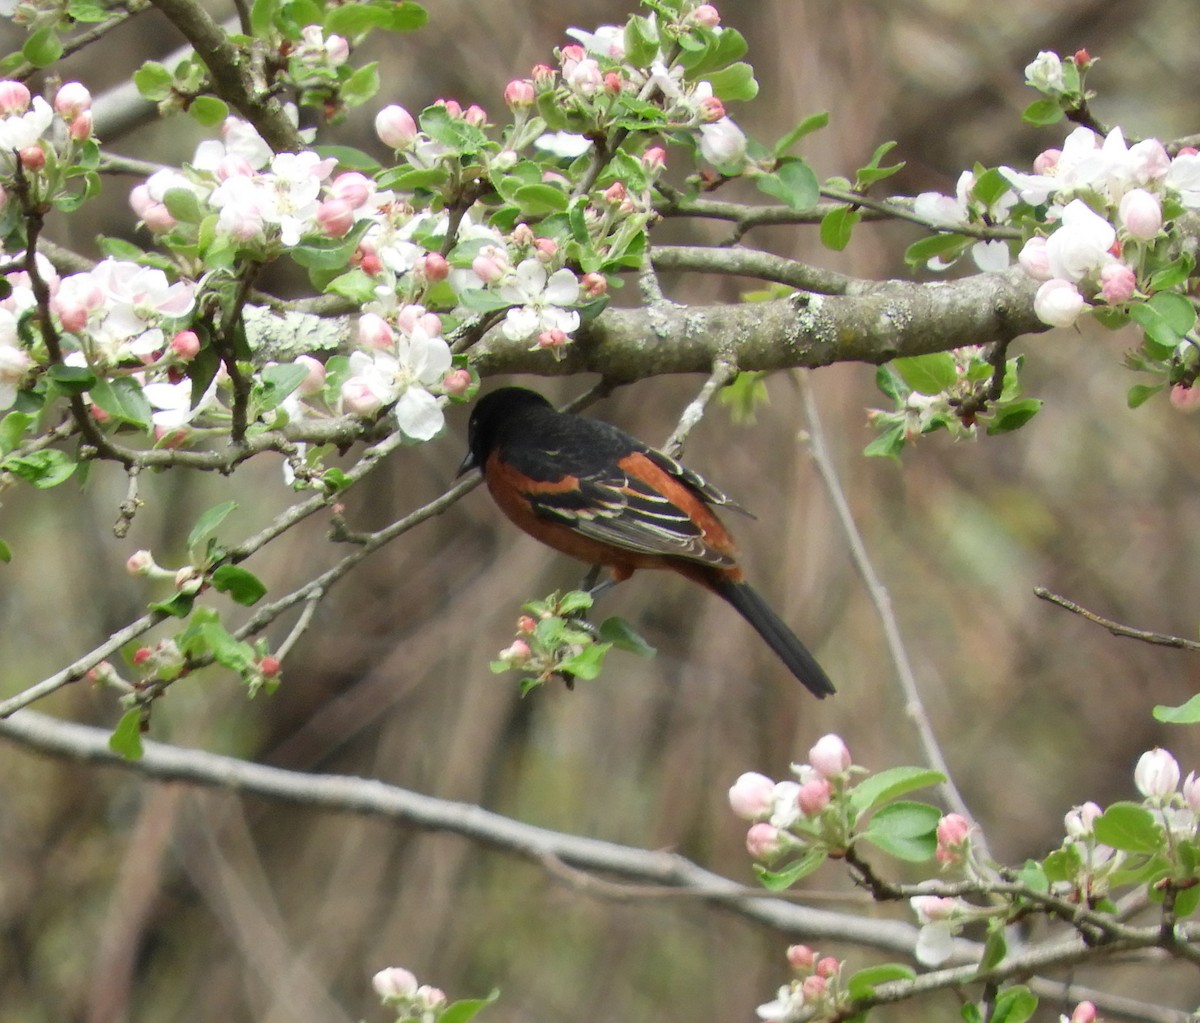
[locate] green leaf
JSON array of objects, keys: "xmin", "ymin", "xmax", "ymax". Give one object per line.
[
  {"xmin": 679, "ymin": 27, "xmax": 747, "ymax": 77},
  {"xmin": 0, "ymin": 410, "xmax": 33, "ymax": 455},
  {"xmin": 420, "ymin": 104, "xmax": 488, "ymax": 153},
  {"xmin": 1022, "ymin": 98, "xmax": 1063, "ymax": 126},
  {"xmin": 756, "ymin": 158, "xmax": 819, "ymax": 211},
  {"xmin": 623, "ymin": 15, "xmax": 659, "ymax": 68},
  {"xmin": 187, "ymin": 500, "xmax": 238, "ymax": 551},
  {"xmin": 845, "ymin": 963, "xmax": 915, "ymax": 1000},
  {"xmin": 1149, "ymin": 254, "xmax": 1195, "ymax": 292},
  {"xmin": 198, "ymin": 621, "xmax": 256, "ymax": 672},
  {"xmin": 258, "ymin": 362, "xmax": 311, "ymax": 408},
  {"xmin": 860, "ymin": 800, "xmax": 940, "ymax": 861},
  {"xmin": 48, "ymin": 363, "xmax": 97, "ymax": 393},
  {"xmin": 1150, "ymin": 291, "xmax": 1197, "ymax": 335},
  {"xmin": 340, "ymin": 62, "xmax": 380, "ymax": 108},
  {"xmin": 1153, "ymin": 693, "xmax": 1200, "ymax": 724},
  {"xmin": 188, "ymin": 95, "xmax": 229, "ymax": 126},
  {"xmin": 970, "ymin": 167, "xmax": 1011, "ymax": 208},
  {"xmin": 819, "ymin": 205, "xmax": 859, "ymax": 251},
  {"xmin": 22, "ymin": 27, "xmax": 63, "ymax": 67},
  {"xmin": 3, "ymin": 450, "xmax": 76, "ymax": 489},
  {"xmin": 108, "ymin": 709, "xmax": 144, "ymax": 760},
  {"xmin": 438, "ymin": 991, "xmax": 500, "ymax": 1023},
  {"xmin": 991, "ymin": 985, "xmax": 1037, "ymax": 1023},
  {"xmin": 324, "ymin": 269, "xmax": 377, "ymax": 304},
  {"xmin": 326, "ymin": 4, "xmax": 395, "ymax": 34},
  {"xmin": 385, "ymin": 2, "xmax": 427, "ymax": 31},
  {"xmin": 1128, "ymin": 301, "xmax": 1184, "ymax": 353},
  {"xmin": 705, "ymin": 61, "xmax": 758, "ymax": 102},
  {"xmin": 89, "ymin": 376, "xmax": 153, "ymax": 428},
  {"xmin": 311, "ymin": 145, "xmax": 381, "ymax": 173},
  {"xmin": 893, "ymin": 353, "xmax": 957, "ymax": 395},
  {"xmin": 558, "ymin": 642, "xmax": 611, "ymax": 680},
  {"xmin": 1041, "ymin": 844, "xmax": 1082, "ymax": 884},
  {"xmin": 598, "ymin": 616, "xmax": 656, "ymax": 656},
  {"xmin": 211, "ymin": 564, "xmax": 267, "ymax": 606},
  {"xmin": 986, "ymin": 398, "xmax": 1042, "ymax": 434},
  {"xmin": 513, "ymin": 183, "xmax": 568, "ymax": 216},
  {"xmin": 847, "ymin": 766, "xmax": 945, "ymax": 816},
  {"xmin": 148, "ymin": 591, "xmax": 195, "ymax": 618},
  {"xmin": 978, "ymin": 922, "xmax": 1007, "ymax": 972},
  {"xmin": 1014, "ymin": 859, "xmax": 1049, "ymax": 893},
  {"xmin": 133, "ymin": 60, "xmax": 174, "ymax": 101},
  {"xmin": 1093, "ymin": 801, "xmax": 1163, "ymax": 854},
  {"xmin": 774, "ymin": 112, "xmax": 829, "ymax": 157},
  {"xmin": 753, "ymin": 847, "xmax": 827, "ymax": 890},
  {"xmin": 1127, "ymin": 383, "xmax": 1165, "ymax": 409},
  {"xmin": 904, "ymin": 232, "xmax": 970, "ymax": 269},
  {"xmin": 863, "ymin": 425, "xmax": 905, "ymax": 459},
  {"xmin": 0, "ymin": 538, "xmax": 11, "ymax": 563},
  {"xmin": 163, "ymin": 186, "xmax": 204, "ymax": 224}
]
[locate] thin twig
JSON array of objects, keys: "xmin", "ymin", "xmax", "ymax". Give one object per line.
[
  {"xmin": 1034, "ymin": 588, "xmax": 1200, "ymax": 652},
  {"xmin": 663, "ymin": 360, "xmax": 737, "ymax": 456},
  {"xmin": 797, "ymin": 372, "xmax": 993, "ymax": 864}
]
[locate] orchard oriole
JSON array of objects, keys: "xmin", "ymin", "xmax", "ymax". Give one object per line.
[{"xmin": 458, "ymin": 387, "xmax": 836, "ymax": 699}]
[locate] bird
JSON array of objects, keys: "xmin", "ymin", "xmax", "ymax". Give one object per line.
[{"xmin": 457, "ymin": 386, "xmax": 836, "ymax": 699}]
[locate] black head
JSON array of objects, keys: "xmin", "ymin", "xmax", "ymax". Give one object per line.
[{"xmin": 457, "ymin": 386, "xmax": 554, "ymax": 476}]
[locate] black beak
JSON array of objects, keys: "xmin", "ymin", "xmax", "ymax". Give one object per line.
[{"xmin": 456, "ymin": 450, "xmax": 479, "ymax": 478}]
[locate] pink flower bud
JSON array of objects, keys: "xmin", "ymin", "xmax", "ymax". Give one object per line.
[
  {"xmin": 935, "ymin": 812, "xmax": 971, "ymax": 864},
  {"xmin": 437, "ymin": 98, "xmax": 463, "ymax": 118},
  {"xmin": 728, "ymin": 771, "xmax": 775, "ymax": 820},
  {"xmin": 294, "ymin": 354, "xmax": 326, "ymax": 396},
  {"xmin": 603, "ymin": 181, "xmax": 628, "ymax": 205},
  {"xmin": 1135, "ymin": 747, "xmax": 1180, "ymax": 800},
  {"xmin": 1071, "ymin": 1001, "xmax": 1097, "ymax": 1023},
  {"xmin": 910, "ymin": 895, "xmax": 959, "ymax": 923},
  {"xmin": 533, "ymin": 236, "xmax": 558, "ymax": 260},
  {"xmin": 500, "ymin": 638, "xmax": 531, "ymax": 662},
  {"xmin": 796, "ymin": 777, "xmax": 832, "ymax": 816},
  {"xmin": 0, "ymin": 80, "xmax": 30, "ymax": 115},
  {"xmin": 1099, "ymin": 262, "xmax": 1136, "ymax": 304},
  {"xmin": 745, "ymin": 822, "xmax": 782, "ymax": 860},
  {"xmin": 316, "ymin": 198, "xmax": 355, "ymax": 238},
  {"xmin": 472, "ymin": 252, "xmax": 507, "ymax": 283},
  {"xmin": 174, "ymin": 565, "xmax": 203, "ymax": 594},
  {"xmin": 132, "ymin": 646, "xmax": 153, "ymax": 666},
  {"xmin": 1072, "ymin": 49, "xmax": 1092, "ymax": 68},
  {"xmin": 330, "ymin": 171, "xmax": 372, "ymax": 208},
  {"xmin": 355, "ymin": 245, "xmax": 383, "ymax": 275},
  {"xmin": 1170, "ymin": 384, "xmax": 1200, "ymax": 413},
  {"xmin": 415, "ymin": 987, "xmax": 446, "ymax": 1012},
  {"xmin": 1118, "ymin": 187, "xmax": 1162, "ymax": 240},
  {"xmin": 808, "ymin": 734, "xmax": 851, "ymax": 778},
  {"xmin": 800, "ymin": 976, "xmax": 827, "ymax": 1000},
  {"xmin": 54, "ymin": 81, "xmax": 92, "ymax": 118},
  {"xmin": 259, "ymin": 655, "xmax": 282, "ymax": 677},
  {"xmin": 692, "ymin": 4, "xmax": 721, "ymax": 27},
  {"xmin": 537, "ymin": 328, "xmax": 568, "ymax": 350},
  {"xmin": 603, "ymin": 71, "xmax": 623, "ymax": 95},
  {"xmin": 1033, "ymin": 278, "xmax": 1085, "ymax": 328},
  {"xmin": 375, "ymin": 104, "xmax": 417, "ymax": 149},
  {"xmin": 464, "ymin": 104, "xmax": 487, "ymax": 127},
  {"xmin": 559, "ymin": 44, "xmax": 585, "ymax": 64},
  {"xmin": 1032, "ymin": 148, "xmax": 1061, "ymax": 175},
  {"xmin": 418, "ymin": 252, "xmax": 449, "ymax": 282},
  {"xmin": 68, "ymin": 111, "xmax": 93, "ymax": 141},
  {"xmin": 532, "ymin": 63, "xmax": 555, "ymax": 84},
  {"xmin": 372, "ymin": 967, "xmax": 418, "ymax": 1002},
  {"xmin": 170, "ymin": 329, "xmax": 201, "ymax": 360},
  {"xmin": 642, "ymin": 146, "xmax": 666, "ymax": 172},
  {"xmin": 442, "ymin": 368, "xmax": 472, "ymax": 397},
  {"xmin": 1017, "ymin": 235, "xmax": 1052, "ymax": 281},
  {"xmin": 511, "ymin": 223, "xmax": 535, "ymax": 247},
  {"xmin": 581, "ymin": 272, "xmax": 608, "ymax": 298},
  {"xmin": 357, "ymin": 312, "xmax": 395, "ymax": 350},
  {"xmin": 143, "ymin": 203, "xmax": 176, "ymax": 233},
  {"xmin": 341, "ymin": 378, "xmax": 384, "ymax": 415},
  {"xmin": 126, "ymin": 550, "xmax": 156, "ymax": 576},
  {"xmin": 504, "ymin": 79, "xmax": 535, "ymax": 109},
  {"xmin": 19, "ymin": 146, "xmax": 45, "ymax": 171},
  {"xmin": 517, "ymin": 615, "xmax": 536, "ymax": 634},
  {"xmin": 815, "ymin": 957, "xmax": 840, "ymax": 979},
  {"xmin": 698, "ymin": 95, "xmax": 726, "ymax": 122},
  {"xmin": 324, "ymin": 34, "xmax": 350, "ymax": 64},
  {"xmin": 785, "ymin": 945, "xmax": 815, "ymax": 970},
  {"xmin": 1064, "ymin": 801, "xmax": 1103, "ymax": 838}
]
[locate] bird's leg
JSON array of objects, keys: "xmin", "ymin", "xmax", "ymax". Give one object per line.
[{"xmin": 579, "ymin": 563, "xmax": 604, "ymax": 593}]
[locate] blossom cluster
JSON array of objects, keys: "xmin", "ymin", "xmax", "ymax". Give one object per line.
[
  {"xmin": 755, "ymin": 945, "xmax": 844, "ymax": 1023},
  {"xmin": 372, "ymin": 967, "xmax": 449, "ymax": 1023}
]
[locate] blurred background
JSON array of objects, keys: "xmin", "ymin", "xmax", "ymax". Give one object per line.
[{"xmin": 2, "ymin": 0, "xmax": 1199, "ymax": 1020}]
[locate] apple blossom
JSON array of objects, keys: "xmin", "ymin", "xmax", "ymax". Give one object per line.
[
  {"xmin": 815, "ymin": 957, "xmax": 840, "ymax": 979},
  {"xmin": 329, "ymin": 171, "xmax": 373, "ymax": 208},
  {"xmin": 0, "ymin": 342, "xmax": 32, "ymax": 409},
  {"xmin": 1017, "ymin": 236, "xmax": 1053, "ymax": 280},
  {"xmin": 1099, "ymin": 262, "xmax": 1136, "ymax": 304},
  {"xmin": 0, "ymin": 80, "xmax": 30, "ymax": 115},
  {"xmin": 692, "ymin": 4, "xmax": 721, "ymax": 27},
  {"xmin": 1183, "ymin": 772, "xmax": 1200, "ymax": 813},
  {"xmin": 910, "ymin": 895, "xmax": 964, "ymax": 966},
  {"xmin": 796, "ymin": 777, "xmax": 832, "ymax": 816},
  {"xmin": 565, "ymin": 25, "xmax": 626, "ymax": 60},
  {"xmin": 54, "ymin": 81, "xmax": 91, "ymax": 118},
  {"xmin": 642, "ymin": 146, "xmax": 666, "ymax": 172},
  {"xmin": 499, "ymin": 259, "xmax": 581, "ymax": 343},
  {"xmin": 1117, "ymin": 187, "xmax": 1162, "ymax": 239},
  {"xmin": 504, "ymin": 79, "xmax": 535, "ymax": 109},
  {"xmin": 19, "ymin": 146, "xmax": 45, "ymax": 171},
  {"xmin": 418, "ymin": 252, "xmax": 450, "ymax": 282},
  {"xmin": 170, "ymin": 329, "xmax": 201, "ymax": 361},
  {"xmin": 1134, "ymin": 747, "xmax": 1180, "ymax": 800},
  {"xmin": 1034, "ymin": 278, "xmax": 1086, "ymax": 327},
  {"xmin": 756, "ymin": 983, "xmax": 804, "ymax": 1023},
  {"xmin": 1044, "ymin": 199, "xmax": 1116, "ymax": 281},
  {"xmin": 442, "ymin": 368, "xmax": 472, "ymax": 397},
  {"xmin": 807, "ymin": 734, "xmax": 851, "ymax": 778},
  {"xmin": 729, "ymin": 771, "xmax": 775, "ymax": 820},
  {"xmin": 745, "ymin": 822, "xmax": 783, "ymax": 860},
  {"xmin": 375, "ymin": 104, "xmax": 418, "ymax": 149},
  {"xmin": 1064, "ymin": 801, "xmax": 1103, "ymax": 839},
  {"xmin": 464, "ymin": 104, "xmax": 487, "ymax": 127},
  {"xmin": 0, "ymin": 95, "xmax": 53, "ymax": 158},
  {"xmin": 1024, "ymin": 50, "xmax": 1065, "ymax": 93},
  {"xmin": 534, "ymin": 130, "xmax": 594, "ymax": 159},
  {"xmin": 1069, "ymin": 1001, "xmax": 1097, "ymax": 1023},
  {"xmin": 785, "ymin": 945, "xmax": 814, "ymax": 970},
  {"xmin": 698, "ymin": 117, "xmax": 747, "ymax": 166},
  {"xmin": 372, "ymin": 967, "xmax": 419, "ymax": 1002}
]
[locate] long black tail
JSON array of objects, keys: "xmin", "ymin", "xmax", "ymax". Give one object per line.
[{"xmin": 713, "ymin": 579, "xmax": 836, "ymax": 699}]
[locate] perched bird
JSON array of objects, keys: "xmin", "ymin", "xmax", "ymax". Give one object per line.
[{"xmin": 458, "ymin": 387, "xmax": 835, "ymax": 699}]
